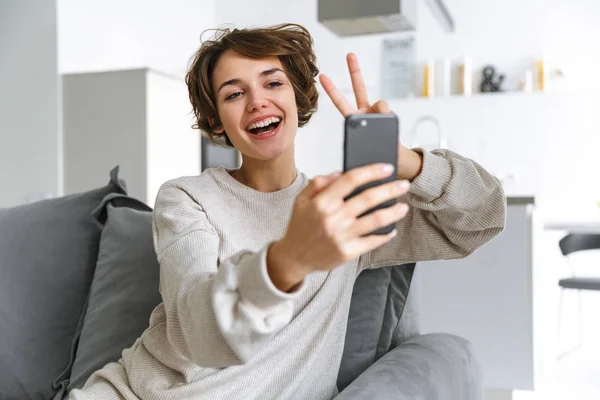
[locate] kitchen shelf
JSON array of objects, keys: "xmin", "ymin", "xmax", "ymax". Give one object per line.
[{"xmin": 388, "ymin": 90, "xmax": 546, "ymax": 104}]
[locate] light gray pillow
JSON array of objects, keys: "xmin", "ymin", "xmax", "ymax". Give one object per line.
[
  {"xmin": 0, "ymin": 167, "xmax": 126, "ymax": 400},
  {"xmin": 66, "ymin": 193, "xmax": 162, "ymax": 393},
  {"xmin": 335, "ymin": 333, "xmax": 483, "ymax": 400}
]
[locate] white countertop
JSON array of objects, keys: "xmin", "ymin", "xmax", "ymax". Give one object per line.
[{"xmin": 543, "ymin": 206, "xmax": 600, "ymax": 232}]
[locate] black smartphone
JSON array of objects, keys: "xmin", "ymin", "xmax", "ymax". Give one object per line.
[{"xmin": 343, "ymin": 113, "xmax": 399, "ymax": 235}]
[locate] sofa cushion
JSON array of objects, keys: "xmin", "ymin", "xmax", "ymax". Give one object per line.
[
  {"xmin": 337, "ymin": 263, "xmax": 416, "ymax": 392},
  {"xmin": 0, "ymin": 167, "xmax": 126, "ymax": 400},
  {"xmin": 335, "ymin": 333, "xmax": 483, "ymax": 400},
  {"xmin": 66, "ymin": 193, "xmax": 162, "ymax": 393}
]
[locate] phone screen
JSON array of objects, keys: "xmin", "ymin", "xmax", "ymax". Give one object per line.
[{"xmin": 343, "ymin": 113, "xmax": 399, "ymax": 235}]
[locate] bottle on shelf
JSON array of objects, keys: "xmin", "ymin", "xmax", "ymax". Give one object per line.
[
  {"xmin": 458, "ymin": 56, "xmax": 472, "ymax": 96},
  {"xmin": 437, "ymin": 57, "xmax": 452, "ymax": 97},
  {"xmin": 422, "ymin": 59, "xmax": 435, "ymax": 98},
  {"xmin": 536, "ymin": 56, "xmax": 547, "ymax": 91}
]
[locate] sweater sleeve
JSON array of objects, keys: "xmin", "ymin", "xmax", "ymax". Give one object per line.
[
  {"xmin": 359, "ymin": 149, "xmax": 507, "ymax": 271},
  {"xmin": 152, "ymin": 181, "xmax": 304, "ymax": 368}
]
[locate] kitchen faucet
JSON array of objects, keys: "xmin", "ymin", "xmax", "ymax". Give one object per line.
[{"xmin": 406, "ymin": 116, "xmax": 448, "ymax": 150}]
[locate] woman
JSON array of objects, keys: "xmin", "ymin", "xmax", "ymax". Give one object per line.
[{"xmin": 70, "ymin": 23, "xmax": 506, "ymax": 400}]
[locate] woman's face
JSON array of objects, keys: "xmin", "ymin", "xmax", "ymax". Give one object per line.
[{"xmin": 211, "ymin": 50, "xmax": 299, "ymax": 161}]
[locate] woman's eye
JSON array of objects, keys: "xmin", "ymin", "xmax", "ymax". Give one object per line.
[
  {"xmin": 268, "ymin": 81, "xmax": 282, "ymax": 88},
  {"xmin": 225, "ymin": 92, "xmax": 242, "ymax": 101}
]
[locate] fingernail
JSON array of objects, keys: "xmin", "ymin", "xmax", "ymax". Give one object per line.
[
  {"xmin": 381, "ymin": 164, "xmax": 394, "ymax": 173},
  {"xmin": 396, "ymin": 180, "xmax": 410, "ymax": 189},
  {"xmin": 329, "ymin": 171, "xmax": 341, "ymax": 178},
  {"xmin": 388, "ymin": 229, "xmax": 398, "ymax": 238}
]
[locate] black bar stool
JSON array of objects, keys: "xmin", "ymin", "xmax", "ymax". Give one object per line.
[{"xmin": 557, "ymin": 233, "xmax": 600, "ymax": 359}]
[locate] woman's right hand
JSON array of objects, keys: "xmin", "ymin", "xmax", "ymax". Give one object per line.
[{"xmin": 267, "ymin": 163, "xmax": 410, "ymax": 292}]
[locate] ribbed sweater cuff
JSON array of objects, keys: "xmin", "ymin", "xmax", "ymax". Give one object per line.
[
  {"xmin": 236, "ymin": 245, "xmax": 305, "ymax": 310},
  {"xmin": 409, "ymin": 149, "xmax": 452, "ymax": 202}
]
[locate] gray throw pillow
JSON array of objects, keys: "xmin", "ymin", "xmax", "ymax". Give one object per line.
[
  {"xmin": 66, "ymin": 193, "xmax": 162, "ymax": 393},
  {"xmin": 0, "ymin": 167, "xmax": 126, "ymax": 400},
  {"xmin": 337, "ymin": 263, "xmax": 416, "ymax": 392}
]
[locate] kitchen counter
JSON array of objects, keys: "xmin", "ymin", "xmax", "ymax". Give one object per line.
[
  {"xmin": 544, "ymin": 207, "xmax": 600, "ymax": 233},
  {"xmin": 507, "ymin": 196, "xmax": 535, "ymax": 205}
]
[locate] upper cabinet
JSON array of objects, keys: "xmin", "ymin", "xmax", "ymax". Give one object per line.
[{"xmin": 62, "ymin": 69, "xmax": 200, "ymax": 206}]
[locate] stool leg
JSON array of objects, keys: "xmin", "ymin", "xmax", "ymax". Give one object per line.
[
  {"xmin": 557, "ymin": 288, "xmax": 564, "ymax": 359},
  {"xmin": 557, "ymin": 289, "xmax": 584, "ymax": 360},
  {"xmin": 577, "ymin": 289, "xmax": 583, "ymax": 345}
]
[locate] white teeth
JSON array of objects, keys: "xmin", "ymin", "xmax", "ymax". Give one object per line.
[{"xmin": 247, "ymin": 117, "xmax": 281, "ymax": 131}]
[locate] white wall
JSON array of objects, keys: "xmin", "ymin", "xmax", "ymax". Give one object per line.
[
  {"xmin": 389, "ymin": 91, "xmax": 600, "ymax": 205},
  {"xmin": 146, "ymin": 70, "xmax": 200, "ymax": 206},
  {"xmin": 57, "ymin": 0, "xmax": 216, "ymax": 76},
  {"xmin": 0, "ymin": 0, "xmax": 60, "ymax": 207}
]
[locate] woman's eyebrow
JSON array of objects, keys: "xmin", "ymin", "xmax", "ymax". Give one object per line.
[
  {"xmin": 261, "ymin": 68, "xmax": 284, "ymax": 77},
  {"xmin": 217, "ymin": 68, "xmax": 285, "ymax": 94},
  {"xmin": 217, "ymin": 79, "xmax": 241, "ymax": 94}
]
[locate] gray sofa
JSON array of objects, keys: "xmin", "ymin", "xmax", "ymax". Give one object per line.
[{"xmin": 0, "ymin": 167, "xmax": 483, "ymax": 400}]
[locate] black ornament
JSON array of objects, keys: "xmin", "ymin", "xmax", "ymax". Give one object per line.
[{"xmin": 480, "ymin": 66, "xmax": 505, "ymax": 93}]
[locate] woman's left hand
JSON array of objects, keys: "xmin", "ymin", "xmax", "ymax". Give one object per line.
[{"xmin": 320, "ymin": 53, "xmax": 424, "ymax": 181}]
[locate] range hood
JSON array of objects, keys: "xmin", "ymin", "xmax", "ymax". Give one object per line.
[{"xmin": 318, "ymin": 0, "xmax": 455, "ymax": 36}]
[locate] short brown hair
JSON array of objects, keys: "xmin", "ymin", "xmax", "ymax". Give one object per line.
[{"xmin": 185, "ymin": 23, "xmax": 319, "ymax": 147}]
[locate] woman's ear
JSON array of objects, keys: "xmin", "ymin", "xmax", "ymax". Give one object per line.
[{"xmin": 208, "ymin": 117, "xmax": 224, "ymax": 134}]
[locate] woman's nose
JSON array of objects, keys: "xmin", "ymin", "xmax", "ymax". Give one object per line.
[{"xmin": 246, "ymin": 90, "xmax": 269, "ymax": 112}]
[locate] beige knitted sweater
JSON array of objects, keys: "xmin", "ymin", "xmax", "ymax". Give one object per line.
[{"xmin": 69, "ymin": 149, "xmax": 506, "ymax": 400}]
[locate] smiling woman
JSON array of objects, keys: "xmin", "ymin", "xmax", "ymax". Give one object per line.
[{"xmin": 68, "ymin": 23, "xmax": 506, "ymax": 400}]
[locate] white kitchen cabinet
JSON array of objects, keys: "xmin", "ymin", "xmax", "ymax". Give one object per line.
[
  {"xmin": 62, "ymin": 68, "xmax": 200, "ymax": 206},
  {"xmin": 416, "ymin": 198, "xmax": 537, "ymax": 391}
]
